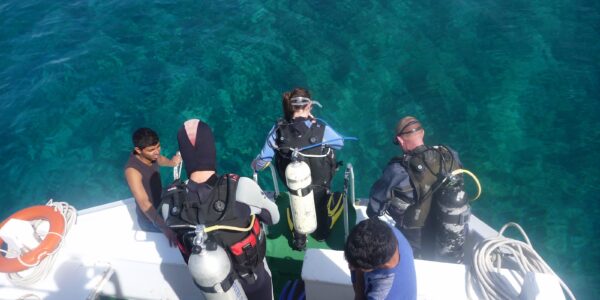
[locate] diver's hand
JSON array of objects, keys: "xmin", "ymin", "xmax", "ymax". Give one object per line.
[
  {"xmin": 251, "ymin": 159, "xmax": 270, "ymax": 172},
  {"xmin": 160, "ymin": 226, "xmax": 179, "ymax": 248},
  {"xmin": 170, "ymin": 152, "xmax": 182, "ymax": 166}
]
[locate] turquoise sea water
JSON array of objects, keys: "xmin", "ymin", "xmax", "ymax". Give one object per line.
[{"xmin": 1, "ymin": 0, "xmax": 598, "ymax": 297}]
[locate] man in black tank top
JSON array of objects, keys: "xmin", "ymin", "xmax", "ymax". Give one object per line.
[{"xmin": 124, "ymin": 127, "xmax": 181, "ymax": 247}]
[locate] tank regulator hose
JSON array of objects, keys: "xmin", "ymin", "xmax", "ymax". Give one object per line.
[
  {"xmin": 297, "ymin": 136, "xmax": 358, "ymax": 152},
  {"xmin": 204, "ymin": 215, "xmax": 256, "ymax": 233},
  {"xmin": 451, "ymin": 168, "xmax": 482, "ymax": 201}
]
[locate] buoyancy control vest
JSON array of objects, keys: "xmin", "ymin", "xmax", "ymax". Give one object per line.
[
  {"xmin": 274, "ymin": 118, "xmax": 337, "ymax": 192},
  {"xmin": 160, "ymin": 174, "xmax": 266, "ymax": 273},
  {"xmin": 390, "ymin": 145, "xmax": 470, "ymax": 262},
  {"xmin": 394, "ymin": 145, "xmax": 460, "ymax": 228}
]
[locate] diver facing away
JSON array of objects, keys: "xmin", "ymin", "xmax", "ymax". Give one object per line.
[
  {"xmin": 252, "ymin": 87, "xmax": 345, "ymax": 251},
  {"xmin": 367, "ymin": 116, "xmax": 470, "ymax": 263},
  {"xmin": 161, "ymin": 119, "xmax": 279, "ymax": 300}
]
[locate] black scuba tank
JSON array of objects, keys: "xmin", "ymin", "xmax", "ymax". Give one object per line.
[{"xmin": 433, "ymin": 174, "xmax": 470, "ymax": 264}]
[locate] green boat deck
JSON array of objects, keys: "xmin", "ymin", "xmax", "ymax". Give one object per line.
[{"xmin": 265, "ymin": 193, "xmax": 357, "ymax": 298}]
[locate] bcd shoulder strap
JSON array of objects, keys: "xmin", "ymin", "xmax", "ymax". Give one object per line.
[{"xmin": 159, "ymin": 179, "xmax": 188, "ymax": 225}]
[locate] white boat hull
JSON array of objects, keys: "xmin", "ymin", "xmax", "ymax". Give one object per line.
[
  {"xmin": 0, "ymin": 198, "xmax": 199, "ymax": 300},
  {"xmin": 1, "ymin": 198, "xmax": 566, "ymax": 300}
]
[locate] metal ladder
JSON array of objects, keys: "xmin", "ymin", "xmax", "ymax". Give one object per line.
[{"xmin": 253, "ymin": 163, "xmax": 356, "ymax": 239}]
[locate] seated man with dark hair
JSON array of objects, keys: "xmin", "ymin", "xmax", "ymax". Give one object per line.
[
  {"xmin": 344, "ymin": 218, "xmax": 417, "ymax": 300},
  {"xmin": 124, "ymin": 127, "xmax": 180, "ymax": 246}
]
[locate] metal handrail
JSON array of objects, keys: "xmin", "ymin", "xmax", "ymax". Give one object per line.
[
  {"xmin": 173, "ymin": 151, "xmax": 182, "ymax": 181},
  {"xmin": 87, "ymin": 262, "xmax": 115, "ymax": 300},
  {"xmin": 252, "ymin": 164, "xmax": 280, "ymax": 198},
  {"xmin": 269, "ymin": 164, "xmax": 280, "ymax": 197},
  {"xmin": 255, "ymin": 162, "xmax": 354, "ymax": 240},
  {"xmin": 343, "ymin": 163, "xmax": 355, "ymax": 240},
  {"xmin": 348, "ymin": 164, "xmax": 355, "ymax": 204}
]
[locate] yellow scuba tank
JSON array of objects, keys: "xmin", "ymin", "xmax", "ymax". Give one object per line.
[{"xmin": 285, "ymin": 160, "xmax": 317, "ymax": 235}]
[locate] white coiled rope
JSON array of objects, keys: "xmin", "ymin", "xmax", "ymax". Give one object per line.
[
  {"xmin": 2, "ymin": 199, "xmax": 77, "ymax": 286},
  {"xmin": 467, "ymin": 222, "xmax": 575, "ymax": 300}
]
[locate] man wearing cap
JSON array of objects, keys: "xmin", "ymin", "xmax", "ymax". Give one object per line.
[
  {"xmin": 173, "ymin": 119, "xmax": 280, "ymax": 300},
  {"xmin": 367, "ymin": 116, "xmax": 468, "ymax": 262}
]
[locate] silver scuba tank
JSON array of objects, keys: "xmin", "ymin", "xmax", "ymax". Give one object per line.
[
  {"xmin": 285, "ymin": 160, "xmax": 317, "ymax": 235},
  {"xmin": 434, "ymin": 175, "xmax": 470, "ymax": 264},
  {"xmin": 187, "ymin": 225, "xmax": 247, "ymax": 300}
]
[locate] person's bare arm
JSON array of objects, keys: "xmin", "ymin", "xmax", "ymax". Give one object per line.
[
  {"xmin": 157, "ymin": 152, "xmax": 181, "ymax": 167},
  {"xmin": 125, "ymin": 167, "xmax": 178, "ymax": 247}
]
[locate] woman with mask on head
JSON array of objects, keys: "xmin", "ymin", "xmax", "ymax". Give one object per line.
[{"xmin": 252, "ymin": 87, "xmax": 346, "ymax": 251}]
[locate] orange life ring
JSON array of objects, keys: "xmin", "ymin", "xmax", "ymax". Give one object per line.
[{"xmin": 0, "ymin": 205, "xmax": 65, "ymax": 273}]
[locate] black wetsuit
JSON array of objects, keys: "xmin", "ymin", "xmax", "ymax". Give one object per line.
[
  {"xmin": 183, "ymin": 174, "xmax": 273, "ymax": 300},
  {"xmin": 367, "ymin": 145, "xmax": 464, "ymax": 260}
]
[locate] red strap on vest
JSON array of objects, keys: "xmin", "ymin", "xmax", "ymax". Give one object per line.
[{"xmin": 230, "ymin": 217, "xmax": 261, "ymax": 256}]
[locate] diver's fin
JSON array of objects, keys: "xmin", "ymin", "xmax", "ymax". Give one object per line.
[
  {"xmin": 327, "ymin": 192, "xmax": 344, "ymax": 229},
  {"xmin": 279, "ymin": 279, "xmax": 306, "ymax": 300},
  {"xmin": 287, "ymin": 207, "xmax": 294, "ymax": 233}
]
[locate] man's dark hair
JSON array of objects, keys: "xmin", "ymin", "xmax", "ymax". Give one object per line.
[
  {"xmin": 132, "ymin": 127, "xmax": 159, "ymax": 150},
  {"xmin": 345, "ymin": 218, "xmax": 398, "ymax": 270}
]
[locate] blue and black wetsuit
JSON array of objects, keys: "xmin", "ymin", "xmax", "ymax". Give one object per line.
[{"xmin": 252, "ymin": 117, "xmax": 344, "ymax": 241}]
